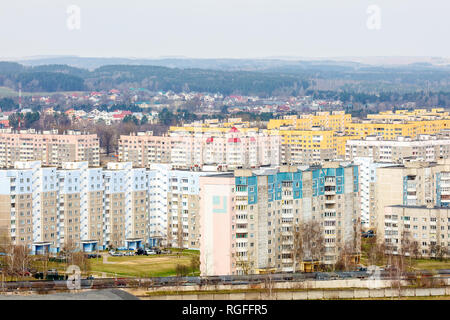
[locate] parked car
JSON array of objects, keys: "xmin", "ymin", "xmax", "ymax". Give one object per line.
[
  {"xmin": 356, "ymin": 266, "xmax": 368, "ymax": 272},
  {"xmin": 146, "ymin": 249, "xmax": 156, "ymax": 255},
  {"xmin": 135, "ymin": 248, "xmax": 147, "ymax": 255},
  {"xmin": 149, "ymin": 247, "xmax": 162, "ymax": 254}
]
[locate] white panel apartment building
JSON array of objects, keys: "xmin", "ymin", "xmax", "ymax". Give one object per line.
[
  {"xmin": 147, "ymin": 163, "xmax": 226, "ymax": 249},
  {"xmin": 0, "ymin": 161, "xmax": 151, "ymax": 253},
  {"xmin": 119, "ymin": 128, "xmax": 281, "ymax": 170},
  {"xmin": 352, "ymin": 157, "xmax": 396, "ymax": 230},
  {"xmin": 346, "ymin": 135, "xmax": 450, "ymax": 163},
  {"xmin": 0, "ymin": 160, "xmax": 227, "ymax": 254},
  {"xmin": 104, "ymin": 162, "xmax": 149, "ymax": 250}
]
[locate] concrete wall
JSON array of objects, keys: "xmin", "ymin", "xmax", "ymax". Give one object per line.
[
  {"xmin": 142, "ymin": 286, "xmax": 450, "ymax": 300},
  {"xmin": 145, "ymin": 278, "xmax": 428, "ymax": 293}
]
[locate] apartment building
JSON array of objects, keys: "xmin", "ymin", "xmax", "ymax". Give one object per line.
[
  {"xmin": 367, "ymin": 108, "xmax": 449, "ymax": 122},
  {"xmin": 346, "ymin": 135, "xmax": 450, "ymax": 163},
  {"xmin": 0, "ymin": 161, "xmax": 106, "ymax": 254},
  {"xmin": 345, "ymin": 119, "xmax": 450, "ymax": 140},
  {"xmin": 119, "ymin": 126, "xmax": 280, "ymax": 170},
  {"xmin": 0, "ymin": 129, "xmax": 99, "ymax": 168},
  {"xmin": 277, "ymin": 127, "xmax": 354, "ymax": 165},
  {"xmin": 353, "ymin": 157, "xmax": 395, "ymax": 230},
  {"xmin": 147, "ymin": 163, "xmax": 225, "ymax": 249},
  {"xmin": 374, "ymin": 159, "xmax": 450, "ymax": 241},
  {"xmin": 103, "ymin": 162, "xmax": 149, "ymax": 250},
  {"xmin": 0, "ymin": 161, "xmax": 150, "ymax": 254},
  {"xmin": 199, "ymin": 163, "xmax": 361, "ymax": 276},
  {"xmin": 383, "ymin": 205, "xmax": 450, "ymax": 258},
  {"xmin": 118, "ymin": 131, "xmax": 172, "ymax": 167},
  {"xmin": 267, "ymin": 111, "xmax": 351, "ymax": 131},
  {"xmin": 167, "ymin": 125, "xmax": 281, "ymax": 170}
]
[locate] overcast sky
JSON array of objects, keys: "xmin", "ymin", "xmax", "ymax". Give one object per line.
[{"xmin": 0, "ymin": 0, "xmax": 449, "ymax": 59}]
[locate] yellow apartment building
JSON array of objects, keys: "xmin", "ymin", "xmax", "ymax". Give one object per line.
[{"xmin": 268, "ymin": 111, "xmax": 351, "ymax": 131}]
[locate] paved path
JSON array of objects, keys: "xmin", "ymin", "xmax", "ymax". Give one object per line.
[{"xmin": 0, "ymin": 289, "xmax": 140, "ymax": 300}]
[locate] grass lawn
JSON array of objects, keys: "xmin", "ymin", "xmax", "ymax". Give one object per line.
[
  {"xmin": 90, "ymin": 254, "xmax": 198, "ymax": 278},
  {"xmin": 3, "ymin": 250, "xmax": 200, "ymax": 279},
  {"xmin": 412, "ymin": 259, "xmax": 450, "ymax": 270}
]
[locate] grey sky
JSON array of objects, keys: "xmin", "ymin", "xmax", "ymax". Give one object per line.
[{"xmin": 0, "ymin": 0, "xmax": 449, "ymax": 59}]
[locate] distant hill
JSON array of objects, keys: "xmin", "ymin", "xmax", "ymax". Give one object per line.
[
  {"xmin": 0, "ymin": 59, "xmax": 448, "ymax": 95},
  {"xmin": 18, "ymin": 56, "xmax": 368, "ymax": 71}
]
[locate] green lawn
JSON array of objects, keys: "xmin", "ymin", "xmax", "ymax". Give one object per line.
[
  {"xmin": 412, "ymin": 259, "xmax": 450, "ymax": 270},
  {"xmin": 90, "ymin": 253, "xmax": 199, "ymax": 278},
  {"xmin": 4, "ymin": 250, "xmax": 200, "ymax": 279},
  {"xmin": 360, "ymin": 238, "xmax": 450, "ymax": 271}
]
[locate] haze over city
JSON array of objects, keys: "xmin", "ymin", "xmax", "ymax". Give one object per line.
[{"xmin": 0, "ymin": 0, "xmax": 449, "ymax": 59}]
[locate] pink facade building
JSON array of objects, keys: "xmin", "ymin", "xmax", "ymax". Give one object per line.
[
  {"xmin": 199, "ymin": 175, "xmax": 235, "ymax": 276},
  {"xmin": 0, "ymin": 129, "xmax": 99, "ymax": 168}
]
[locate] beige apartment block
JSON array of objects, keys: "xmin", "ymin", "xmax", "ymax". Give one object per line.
[
  {"xmin": 384, "ymin": 205, "xmax": 450, "ymax": 258},
  {"xmin": 118, "ymin": 132, "xmax": 172, "ymax": 167},
  {"xmin": 0, "ymin": 129, "xmax": 99, "ymax": 168},
  {"xmin": 375, "ymin": 159, "xmax": 450, "ymax": 241}
]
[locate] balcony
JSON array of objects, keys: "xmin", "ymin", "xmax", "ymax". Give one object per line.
[{"xmin": 324, "ymin": 178, "xmax": 335, "ymax": 186}]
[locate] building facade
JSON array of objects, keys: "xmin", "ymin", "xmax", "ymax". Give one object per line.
[
  {"xmin": 119, "ymin": 127, "xmax": 280, "ymax": 170},
  {"xmin": 0, "ymin": 129, "xmax": 99, "ymax": 168},
  {"xmin": 374, "ymin": 159, "xmax": 450, "ymax": 241},
  {"xmin": 0, "ymin": 161, "xmax": 222, "ymax": 254},
  {"xmin": 383, "ymin": 205, "xmax": 450, "ymax": 259},
  {"xmin": 346, "ymin": 135, "xmax": 450, "ymax": 163},
  {"xmin": 199, "ymin": 163, "xmax": 361, "ymax": 276}
]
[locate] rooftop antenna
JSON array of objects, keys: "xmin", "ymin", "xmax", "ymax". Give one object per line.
[{"xmin": 18, "ymin": 82, "xmax": 22, "ymax": 110}]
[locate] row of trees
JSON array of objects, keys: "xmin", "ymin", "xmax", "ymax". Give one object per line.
[
  {"xmin": 0, "ymin": 235, "xmax": 91, "ymax": 281},
  {"xmin": 234, "ymin": 221, "xmax": 449, "ymax": 276},
  {"xmin": 233, "ymin": 220, "xmax": 360, "ymax": 275}
]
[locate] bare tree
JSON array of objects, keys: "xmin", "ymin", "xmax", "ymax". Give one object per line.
[
  {"xmin": 430, "ymin": 243, "xmax": 447, "ymax": 261},
  {"xmin": 292, "ymin": 220, "xmax": 325, "ymax": 272},
  {"xmin": 411, "ymin": 240, "xmax": 421, "ymax": 260},
  {"xmin": 399, "ymin": 230, "xmax": 417, "ymax": 271},
  {"xmin": 366, "ymin": 236, "xmax": 386, "ymax": 266},
  {"xmin": 234, "ymin": 251, "xmax": 252, "ymax": 275},
  {"xmin": 61, "ymin": 239, "xmax": 78, "ymax": 267},
  {"xmin": 95, "ymin": 124, "xmax": 116, "ymax": 156},
  {"xmin": 190, "ymin": 255, "xmax": 200, "ymax": 276},
  {"xmin": 335, "ymin": 241, "xmax": 358, "ymax": 271},
  {"xmin": 1, "ymin": 242, "xmax": 32, "ymax": 279},
  {"xmin": 72, "ymin": 252, "xmax": 91, "ymax": 274},
  {"xmin": 384, "ymin": 237, "xmax": 407, "ymax": 299}
]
